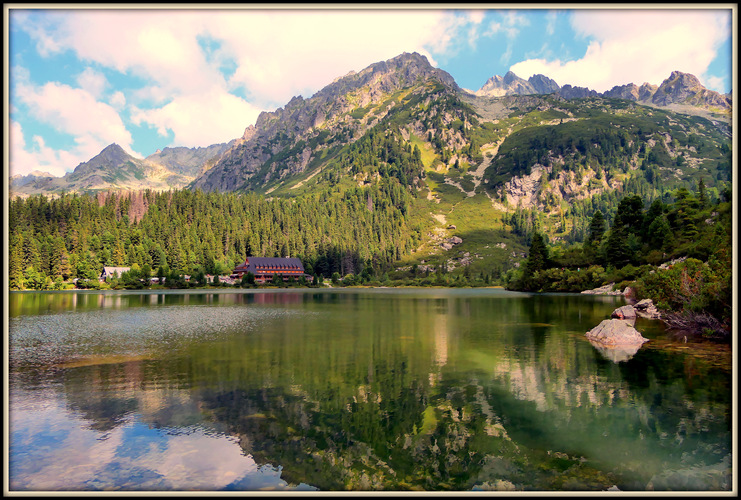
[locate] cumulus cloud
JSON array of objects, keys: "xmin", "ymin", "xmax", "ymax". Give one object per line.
[
  {"xmin": 209, "ymin": 10, "xmax": 450, "ymax": 108},
  {"xmin": 109, "ymin": 90, "xmax": 126, "ymax": 110},
  {"xmin": 12, "ymin": 81, "xmax": 140, "ymax": 176},
  {"xmin": 510, "ymin": 9, "xmax": 732, "ymax": 92},
  {"xmin": 76, "ymin": 68, "xmax": 108, "ymax": 98},
  {"xmin": 10, "ymin": 121, "xmax": 81, "ymax": 177},
  {"xmin": 11, "ymin": 8, "xmax": 459, "ymax": 172},
  {"xmin": 131, "ymin": 88, "xmax": 262, "ymax": 147}
]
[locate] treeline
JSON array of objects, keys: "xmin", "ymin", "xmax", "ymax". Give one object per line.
[
  {"xmin": 8, "ymin": 179, "xmax": 419, "ymax": 291},
  {"xmin": 508, "ymin": 181, "xmax": 732, "ymax": 338}
]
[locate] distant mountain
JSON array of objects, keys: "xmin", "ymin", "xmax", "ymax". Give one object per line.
[
  {"xmin": 145, "ymin": 143, "xmax": 233, "ymax": 177},
  {"xmin": 476, "ymin": 71, "xmax": 560, "ymax": 97},
  {"xmin": 10, "ymin": 142, "xmax": 230, "ymax": 197},
  {"xmin": 475, "ymin": 69, "xmax": 731, "ymax": 113},
  {"xmin": 9, "ymin": 51, "xmax": 731, "ymax": 202}
]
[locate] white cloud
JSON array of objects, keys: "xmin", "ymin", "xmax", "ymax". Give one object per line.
[
  {"xmin": 210, "ymin": 10, "xmax": 450, "ymax": 108},
  {"xmin": 704, "ymin": 76, "xmax": 727, "ymax": 94},
  {"xmin": 109, "ymin": 90, "xmax": 126, "ymax": 110},
  {"xmin": 17, "ymin": 9, "xmax": 452, "ymax": 110},
  {"xmin": 13, "ymin": 81, "xmax": 140, "ymax": 176},
  {"xmin": 76, "ymin": 68, "xmax": 108, "ymax": 98},
  {"xmin": 131, "ymin": 88, "xmax": 262, "ymax": 147},
  {"xmin": 12, "ymin": 8, "xmax": 459, "ymax": 166},
  {"xmin": 510, "ymin": 9, "xmax": 732, "ymax": 92},
  {"xmin": 10, "ymin": 121, "xmax": 81, "ymax": 177},
  {"xmin": 545, "ymin": 11, "xmax": 558, "ymax": 36}
]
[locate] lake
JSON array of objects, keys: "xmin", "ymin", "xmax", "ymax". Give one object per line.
[{"xmin": 6, "ymin": 288, "xmax": 733, "ymax": 492}]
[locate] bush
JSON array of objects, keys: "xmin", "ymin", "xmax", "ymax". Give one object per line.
[{"xmin": 634, "ymin": 257, "xmax": 730, "ymax": 334}]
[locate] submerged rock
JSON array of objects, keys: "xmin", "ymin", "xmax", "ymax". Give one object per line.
[{"xmin": 586, "ymin": 319, "xmax": 649, "ymax": 347}]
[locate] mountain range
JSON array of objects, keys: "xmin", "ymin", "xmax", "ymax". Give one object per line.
[{"xmin": 9, "ymin": 52, "xmax": 732, "ymax": 199}]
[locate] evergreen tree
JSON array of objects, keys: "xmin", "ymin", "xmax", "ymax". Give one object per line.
[
  {"xmin": 520, "ymin": 232, "xmax": 550, "ymax": 290},
  {"xmin": 605, "ymin": 225, "xmax": 632, "ymax": 268},
  {"xmin": 585, "ymin": 210, "xmax": 606, "ymax": 246},
  {"xmin": 697, "ymin": 178, "xmax": 708, "ymax": 208},
  {"xmin": 9, "ymin": 232, "xmax": 25, "ymax": 290}
]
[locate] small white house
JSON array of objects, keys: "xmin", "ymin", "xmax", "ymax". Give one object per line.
[{"xmin": 100, "ymin": 266, "xmax": 131, "ymax": 281}]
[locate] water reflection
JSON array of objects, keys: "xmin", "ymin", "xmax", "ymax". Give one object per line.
[
  {"xmin": 589, "ymin": 340, "xmax": 643, "ymax": 363},
  {"xmin": 8, "ymin": 290, "xmax": 732, "ymax": 492}
]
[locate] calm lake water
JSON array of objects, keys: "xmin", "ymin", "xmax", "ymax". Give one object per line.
[{"xmin": 7, "ymin": 288, "xmax": 733, "ymax": 492}]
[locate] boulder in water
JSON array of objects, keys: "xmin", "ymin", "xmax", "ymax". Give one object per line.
[{"xmin": 586, "ymin": 319, "xmax": 649, "ymax": 347}]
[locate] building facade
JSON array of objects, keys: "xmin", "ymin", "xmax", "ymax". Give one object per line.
[
  {"xmin": 231, "ymin": 257, "xmax": 311, "ymax": 284},
  {"xmin": 100, "ymin": 266, "xmax": 131, "ymax": 281}
]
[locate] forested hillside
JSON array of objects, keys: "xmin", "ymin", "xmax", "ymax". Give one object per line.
[
  {"xmin": 7, "ymin": 53, "xmax": 733, "ymax": 340},
  {"xmin": 8, "ymin": 180, "xmax": 417, "ymax": 290}
]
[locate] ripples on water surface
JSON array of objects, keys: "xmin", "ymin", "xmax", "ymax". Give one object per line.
[{"xmin": 7, "ymin": 289, "xmax": 733, "ymax": 492}]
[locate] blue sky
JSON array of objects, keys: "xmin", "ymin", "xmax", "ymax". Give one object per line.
[{"xmin": 5, "ymin": 6, "xmax": 734, "ymax": 178}]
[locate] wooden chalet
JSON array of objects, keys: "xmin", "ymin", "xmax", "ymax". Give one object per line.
[
  {"xmin": 100, "ymin": 266, "xmax": 131, "ymax": 281},
  {"xmin": 231, "ymin": 257, "xmax": 311, "ymax": 284}
]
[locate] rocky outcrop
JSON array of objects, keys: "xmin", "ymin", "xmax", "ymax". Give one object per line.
[
  {"xmin": 440, "ymin": 236, "xmax": 463, "ymax": 251},
  {"xmin": 192, "ymin": 52, "xmax": 459, "ymax": 192},
  {"xmin": 651, "ymin": 71, "xmax": 731, "ymax": 110},
  {"xmin": 634, "ymin": 298, "xmax": 661, "ymax": 319},
  {"xmin": 611, "ymin": 305, "xmax": 637, "ymax": 323},
  {"xmin": 476, "ymin": 72, "xmax": 559, "ymax": 97},
  {"xmin": 145, "ymin": 143, "xmax": 232, "ymax": 177},
  {"xmin": 580, "ymin": 283, "xmax": 623, "ymax": 295},
  {"xmin": 586, "ymin": 319, "xmax": 649, "ymax": 347},
  {"xmin": 603, "ymin": 83, "xmax": 641, "ymax": 101},
  {"xmin": 557, "ymin": 84, "xmax": 599, "ymax": 99}
]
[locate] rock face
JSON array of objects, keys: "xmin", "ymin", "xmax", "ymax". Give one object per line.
[
  {"xmin": 651, "ymin": 71, "xmax": 731, "ymax": 109},
  {"xmin": 586, "ymin": 319, "xmax": 649, "ymax": 346},
  {"xmin": 580, "ymin": 283, "xmax": 623, "ymax": 295},
  {"xmin": 145, "ymin": 143, "xmax": 232, "ymax": 177},
  {"xmin": 475, "ymin": 70, "xmax": 730, "ymax": 111},
  {"xmin": 192, "ymin": 52, "xmax": 459, "ymax": 192},
  {"xmin": 557, "ymin": 84, "xmax": 599, "ymax": 99},
  {"xmin": 611, "ymin": 305, "xmax": 637, "ymax": 322},
  {"xmin": 634, "ymin": 298, "xmax": 661, "ymax": 319},
  {"xmin": 476, "ymin": 72, "xmax": 559, "ymax": 97}
]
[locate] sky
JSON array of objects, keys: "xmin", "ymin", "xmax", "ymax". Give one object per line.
[{"xmin": 5, "ymin": 5, "xmax": 735, "ymax": 178}]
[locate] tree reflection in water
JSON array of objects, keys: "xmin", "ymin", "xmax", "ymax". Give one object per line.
[{"xmin": 8, "ymin": 290, "xmax": 733, "ymax": 491}]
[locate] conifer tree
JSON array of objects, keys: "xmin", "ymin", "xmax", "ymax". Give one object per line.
[{"xmin": 585, "ymin": 210, "xmax": 606, "ymax": 246}]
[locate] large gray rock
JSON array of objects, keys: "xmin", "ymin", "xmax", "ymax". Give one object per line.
[
  {"xmin": 611, "ymin": 305, "xmax": 637, "ymax": 324},
  {"xmin": 634, "ymin": 298, "xmax": 661, "ymax": 319},
  {"xmin": 580, "ymin": 283, "xmax": 623, "ymax": 295},
  {"xmin": 586, "ymin": 319, "xmax": 649, "ymax": 347}
]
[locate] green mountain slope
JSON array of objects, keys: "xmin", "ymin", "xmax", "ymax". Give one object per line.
[{"xmin": 8, "ymin": 53, "xmax": 733, "ymax": 333}]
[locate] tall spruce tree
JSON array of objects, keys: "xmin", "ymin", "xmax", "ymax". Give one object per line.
[
  {"xmin": 520, "ymin": 232, "xmax": 550, "ymax": 291},
  {"xmin": 586, "ymin": 210, "xmax": 606, "ymax": 246}
]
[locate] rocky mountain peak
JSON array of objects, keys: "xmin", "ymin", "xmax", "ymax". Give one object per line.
[
  {"xmin": 477, "ymin": 72, "xmax": 559, "ymax": 97},
  {"xmin": 192, "ymin": 52, "xmax": 460, "ymax": 192}
]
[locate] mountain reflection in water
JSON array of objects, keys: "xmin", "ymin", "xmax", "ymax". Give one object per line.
[{"xmin": 8, "ymin": 290, "xmax": 732, "ymax": 491}]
